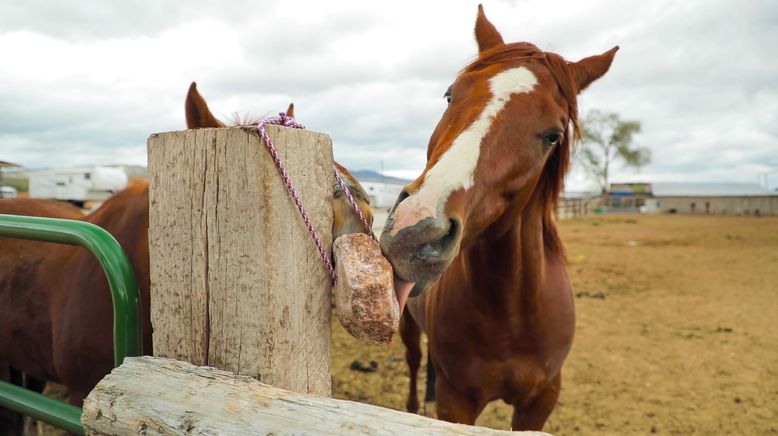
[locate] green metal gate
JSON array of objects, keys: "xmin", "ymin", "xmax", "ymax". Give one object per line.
[{"xmin": 0, "ymin": 213, "xmax": 143, "ymax": 434}]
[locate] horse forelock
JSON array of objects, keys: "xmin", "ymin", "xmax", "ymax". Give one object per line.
[{"xmin": 462, "ymin": 42, "xmax": 544, "ymax": 73}]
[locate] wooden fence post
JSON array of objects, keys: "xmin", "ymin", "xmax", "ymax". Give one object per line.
[{"xmin": 147, "ymin": 125, "xmax": 333, "ymax": 395}]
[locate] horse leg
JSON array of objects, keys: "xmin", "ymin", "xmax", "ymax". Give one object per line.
[
  {"xmin": 399, "ymin": 310, "xmax": 421, "ymax": 413},
  {"xmin": 511, "ymin": 372, "xmax": 561, "ymax": 431},
  {"xmin": 23, "ymin": 373, "xmax": 46, "ymax": 394},
  {"xmin": 0, "ymin": 365, "xmax": 24, "ymax": 435},
  {"xmin": 435, "ymin": 374, "xmax": 480, "ymax": 425},
  {"xmin": 422, "ymin": 353, "xmax": 437, "ymax": 417},
  {"xmin": 19, "ymin": 372, "xmax": 48, "ymax": 435}
]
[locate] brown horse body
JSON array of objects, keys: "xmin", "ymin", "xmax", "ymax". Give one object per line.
[
  {"xmin": 0, "ymin": 184, "xmax": 153, "ymax": 406},
  {"xmin": 382, "ymin": 6, "xmax": 617, "ymax": 430}
]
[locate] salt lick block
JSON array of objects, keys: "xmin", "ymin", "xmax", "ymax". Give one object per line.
[{"xmin": 333, "ymin": 233, "xmax": 399, "ymax": 345}]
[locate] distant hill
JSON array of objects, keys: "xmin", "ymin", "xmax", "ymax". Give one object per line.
[{"xmin": 350, "ymin": 170, "xmax": 411, "ymax": 185}]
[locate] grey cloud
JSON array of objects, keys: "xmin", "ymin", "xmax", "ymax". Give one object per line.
[
  {"xmin": 0, "ymin": 0, "xmax": 259, "ymax": 40},
  {"xmin": 1, "ymin": 0, "xmax": 776, "ymax": 190}
]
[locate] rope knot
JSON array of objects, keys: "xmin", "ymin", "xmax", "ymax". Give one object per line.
[
  {"xmin": 278, "ymin": 111, "xmax": 289, "ymax": 125},
  {"xmin": 275, "ymin": 111, "xmax": 302, "ymax": 129}
]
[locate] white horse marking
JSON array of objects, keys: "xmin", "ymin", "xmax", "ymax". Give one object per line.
[{"xmin": 391, "ymin": 67, "xmax": 537, "ymax": 235}]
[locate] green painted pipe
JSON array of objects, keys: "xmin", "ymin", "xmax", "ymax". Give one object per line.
[
  {"xmin": 0, "ymin": 380, "xmax": 84, "ymax": 435},
  {"xmin": 0, "ymin": 213, "xmax": 143, "ymax": 433}
]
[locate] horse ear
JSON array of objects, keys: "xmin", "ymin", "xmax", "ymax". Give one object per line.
[
  {"xmin": 569, "ymin": 46, "xmax": 619, "ymax": 92},
  {"xmin": 185, "ymin": 82, "xmax": 224, "ymax": 128},
  {"xmin": 475, "ymin": 4, "xmax": 504, "ymax": 54},
  {"xmin": 286, "ymin": 103, "xmax": 295, "ymax": 118}
]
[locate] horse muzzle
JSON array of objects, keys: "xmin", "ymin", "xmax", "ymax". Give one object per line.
[{"xmin": 380, "ymin": 211, "xmax": 462, "ymax": 298}]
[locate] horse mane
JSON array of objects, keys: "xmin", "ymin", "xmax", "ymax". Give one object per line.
[
  {"xmin": 466, "ymin": 42, "xmax": 581, "ymax": 260},
  {"xmin": 229, "ymin": 113, "xmax": 266, "ymax": 127}
]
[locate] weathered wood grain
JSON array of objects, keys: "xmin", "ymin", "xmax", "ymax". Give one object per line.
[
  {"xmin": 147, "ymin": 125, "xmax": 333, "ymax": 395},
  {"xmin": 82, "ymin": 357, "xmax": 549, "ymax": 436}
]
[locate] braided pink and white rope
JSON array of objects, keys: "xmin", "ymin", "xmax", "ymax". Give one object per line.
[{"xmin": 257, "ymin": 112, "xmax": 373, "ymax": 283}]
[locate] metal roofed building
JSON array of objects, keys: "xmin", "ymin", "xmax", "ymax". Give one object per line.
[
  {"xmin": 651, "ymin": 183, "xmax": 773, "ymax": 197},
  {"xmin": 610, "ymin": 182, "xmax": 778, "ymax": 215}
]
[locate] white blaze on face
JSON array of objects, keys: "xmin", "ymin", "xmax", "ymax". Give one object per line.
[{"xmin": 391, "ymin": 66, "xmax": 538, "ymax": 235}]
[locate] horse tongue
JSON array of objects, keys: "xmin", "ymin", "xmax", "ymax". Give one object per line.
[{"xmin": 394, "ymin": 277, "xmax": 415, "ymax": 315}]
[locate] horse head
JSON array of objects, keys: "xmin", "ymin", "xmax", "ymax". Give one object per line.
[
  {"xmin": 184, "ymin": 83, "xmax": 373, "ymax": 240},
  {"xmin": 381, "ymin": 5, "xmax": 617, "ymax": 299}
]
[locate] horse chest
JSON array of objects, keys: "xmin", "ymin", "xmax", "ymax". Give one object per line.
[
  {"xmin": 437, "ymin": 322, "xmax": 563, "ymax": 364},
  {"xmin": 428, "ymin": 295, "xmax": 572, "ymax": 403},
  {"xmin": 435, "ymin": 345, "xmax": 554, "ymax": 406}
]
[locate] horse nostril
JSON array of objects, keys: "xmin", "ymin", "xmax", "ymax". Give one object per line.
[
  {"xmin": 445, "ymin": 218, "xmax": 459, "ymax": 243},
  {"xmin": 415, "ymin": 218, "xmax": 461, "ymax": 262},
  {"xmin": 395, "ymin": 189, "xmax": 410, "ymax": 206},
  {"xmin": 384, "ymin": 189, "xmax": 412, "ymax": 234}
]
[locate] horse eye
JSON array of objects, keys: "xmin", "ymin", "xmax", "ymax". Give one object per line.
[
  {"xmin": 543, "ymin": 132, "xmax": 562, "ymax": 146},
  {"xmin": 444, "ymin": 90, "xmax": 452, "ymax": 104}
]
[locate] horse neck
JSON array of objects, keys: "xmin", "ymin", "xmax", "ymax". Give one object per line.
[{"xmin": 461, "ymin": 188, "xmax": 549, "ymax": 314}]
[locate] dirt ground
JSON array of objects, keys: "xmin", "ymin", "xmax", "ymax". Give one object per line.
[{"xmin": 332, "ymin": 214, "xmax": 778, "ymax": 434}]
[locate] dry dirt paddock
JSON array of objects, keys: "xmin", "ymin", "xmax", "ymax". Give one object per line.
[{"xmin": 332, "ymin": 214, "xmax": 778, "ymax": 435}]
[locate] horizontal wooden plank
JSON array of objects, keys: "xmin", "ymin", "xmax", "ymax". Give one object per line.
[{"xmin": 82, "ymin": 356, "xmax": 549, "ymax": 435}]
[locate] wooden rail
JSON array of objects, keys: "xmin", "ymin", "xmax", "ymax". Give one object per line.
[{"xmin": 82, "ymin": 357, "xmax": 548, "ymax": 435}]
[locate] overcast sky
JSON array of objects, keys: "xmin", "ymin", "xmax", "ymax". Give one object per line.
[{"xmin": 1, "ymin": 0, "xmax": 776, "ymax": 191}]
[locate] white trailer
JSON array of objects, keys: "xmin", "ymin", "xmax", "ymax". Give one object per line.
[
  {"xmin": 361, "ymin": 181, "xmax": 406, "ymax": 208},
  {"xmin": 28, "ymin": 166, "xmax": 128, "ymax": 207}
]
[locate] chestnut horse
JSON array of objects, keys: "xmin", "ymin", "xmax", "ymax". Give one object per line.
[
  {"xmin": 0, "ymin": 87, "xmax": 373, "ymax": 432},
  {"xmin": 381, "ymin": 6, "xmax": 618, "ymax": 431}
]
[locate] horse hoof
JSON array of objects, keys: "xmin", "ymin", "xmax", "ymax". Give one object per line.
[
  {"xmin": 406, "ymin": 398, "xmax": 419, "ymax": 414},
  {"xmin": 422, "ymin": 401, "xmax": 437, "ymax": 418}
]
